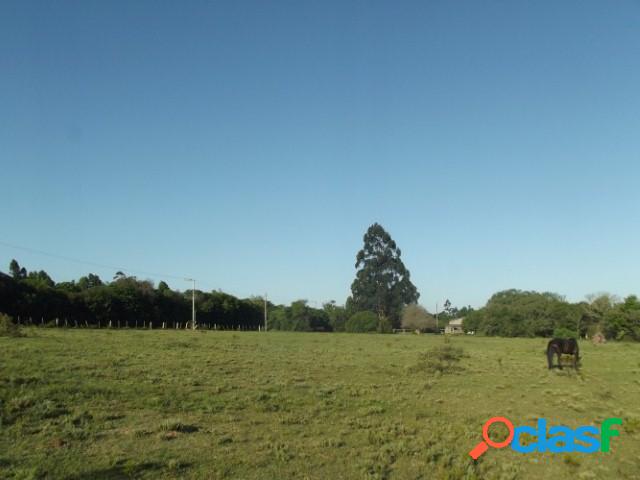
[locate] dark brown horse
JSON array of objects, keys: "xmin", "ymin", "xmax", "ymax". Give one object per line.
[{"xmin": 547, "ymin": 338, "xmax": 580, "ymax": 369}]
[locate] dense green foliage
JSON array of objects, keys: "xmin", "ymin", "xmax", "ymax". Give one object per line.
[
  {"xmin": 345, "ymin": 311, "xmax": 378, "ymax": 333},
  {"xmin": 463, "ymin": 290, "xmax": 583, "ymax": 337},
  {"xmin": 322, "ymin": 301, "xmax": 349, "ymax": 332},
  {"xmin": 349, "ymin": 223, "xmax": 419, "ymax": 328},
  {"xmin": 1, "ymin": 260, "xmax": 346, "ymax": 332},
  {"xmin": 464, "ymin": 289, "xmax": 640, "ymax": 341},
  {"xmin": 0, "ymin": 260, "xmax": 264, "ymax": 330},
  {"xmin": 603, "ymin": 295, "xmax": 640, "ymax": 341},
  {"xmin": 267, "ymin": 300, "xmax": 331, "ymax": 332}
]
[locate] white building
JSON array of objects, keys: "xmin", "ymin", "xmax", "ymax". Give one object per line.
[{"xmin": 444, "ymin": 318, "xmax": 464, "ymax": 334}]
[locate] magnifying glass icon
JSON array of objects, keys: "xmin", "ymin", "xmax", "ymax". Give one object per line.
[{"xmin": 469, "ymin": 417, "xmax": 514, "ymax": 459}]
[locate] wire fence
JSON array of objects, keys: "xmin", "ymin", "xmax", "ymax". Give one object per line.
[{"xmin": 13, "ymin": 315, "xmax": 264, "ymax": 331}]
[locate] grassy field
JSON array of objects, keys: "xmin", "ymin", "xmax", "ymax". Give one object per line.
[{"xmin": 1, "ymin": 330, "xmax": 639, "ymax": 479}]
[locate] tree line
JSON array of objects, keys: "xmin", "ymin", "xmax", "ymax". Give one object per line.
[
  {"xmin": 0, "ymin": 259, "xmax": 375, "ymax": 332},
  {"xmin": 2, "ymin": 222, "xmax": 637, "ymax": 340},
  {"xmin": 0, "ymin": 223, "xmax": 422, "ymax": 333},
  {"xmin": 0, "ymin": 259, "xmax": 406, "ymax": 333},
  {"xmin": 463, "ymin": 289, "xmax": 640, "ymax": 341},
  {"xmin": 1, "ymin": 260, "xmax": 265, "ymax": 329}
]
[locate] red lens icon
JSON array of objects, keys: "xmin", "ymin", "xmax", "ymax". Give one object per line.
[{"xmin": 469, "ymin": 417, "xmax": 514, "ymax": 459}]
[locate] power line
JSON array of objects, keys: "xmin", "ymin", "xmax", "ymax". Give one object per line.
[
  {"xmin": 0, "ymin": 239, "xmax": 192, "ymax": 282},
  {"xmin": 0, "ymin": 239, "xmax": 315, "ymax": 303}
]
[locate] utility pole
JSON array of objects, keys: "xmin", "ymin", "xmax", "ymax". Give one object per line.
[
  {"xmin": 186, "ymin": 278, "xmax": 196, "ymax": 330},
  {"xmin": 435, "ymin": 302, "xmax": 439, "ymax": 332},
  {"xmin": 264, "ymin": 293, "xmax": 268, "ymax": 332}
]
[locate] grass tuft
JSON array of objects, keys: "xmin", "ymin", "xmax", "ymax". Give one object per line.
[
  {"xmin": 414, "ymin": 344, "xmax": 466, "ymax": 375},
  {"xmin": 0, "ymin": 313, "xmax": 24, "ymax": 337}
]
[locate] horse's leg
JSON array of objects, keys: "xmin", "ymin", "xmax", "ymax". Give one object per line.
[
  {"xmin": 547, "ymin": 348, "xmax": 554, "ymax": 369},
  {"xmin": 557, "ymin": 350, "xmax": 563, "ymax": 370},
  {"xmin": 574, "ymin": 351, "xmax": 579, "ymax": 369}
]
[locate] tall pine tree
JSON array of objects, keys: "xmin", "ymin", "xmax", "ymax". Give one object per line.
[{"xmin": 349, "ymin": 223, "xmax": 419, "ymax": 328}]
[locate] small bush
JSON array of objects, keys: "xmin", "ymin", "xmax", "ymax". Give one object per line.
[
  {"xmin": 0, "ymin": 313, "xmax": 24, "ymax": 337},
  {"xmin": 553, "ymin": 327, "xmax": 577, "ymax": 339},
  {"xmin": 416, "ymin": 344, "xmax": 466, "ymax": 375}
]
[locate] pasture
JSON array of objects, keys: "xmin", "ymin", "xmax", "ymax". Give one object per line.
[{"xmin": 1, "ymin": 330, "xmax": 639, "ymax": 479}]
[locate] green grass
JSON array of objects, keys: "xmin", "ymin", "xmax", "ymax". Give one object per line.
[{"xmin": 1, "ymin": 330, "xmax": 639, "ymax": 479}]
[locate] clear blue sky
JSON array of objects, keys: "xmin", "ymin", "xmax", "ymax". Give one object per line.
[{"xmin": 1, "ymin": 1, "xmax": 639, "ymax": 308}]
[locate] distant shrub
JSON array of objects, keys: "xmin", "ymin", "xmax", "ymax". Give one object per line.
[
  {"xmin": 553, "ymin": 327, "xmax": 577, "ymax": 339},
  {"xmin": 376, "ymin": 315, "xmax": 393, "ymax": 333},
  {"xmin": 401, "ymin": 304, "xmax": 436, "ymax": 331},
  {"xmin": 345, "ymin": 311, "xmax": 378, "ymax": 333},
  {"xmin": 603, "ymin": 295, "xmax": 640, "ymax": 341},
  {"xmin": 416, "ymin": 344, "xmax": 465, "ymax": 375},
  {"xmin": 0, "ymin": 313, "xmax": 24, "ymax": 338}
]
